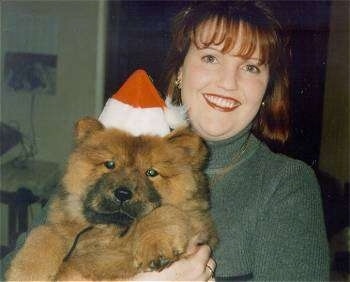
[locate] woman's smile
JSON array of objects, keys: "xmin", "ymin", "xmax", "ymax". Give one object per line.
[{"xmin": 202, "ymin": 93, "xmax": 241, "ymax": 112}]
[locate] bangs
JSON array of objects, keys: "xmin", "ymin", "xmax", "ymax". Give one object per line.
[{"xmin": 192, "ymin": 17, "xmax": 274, "ymax": 65}]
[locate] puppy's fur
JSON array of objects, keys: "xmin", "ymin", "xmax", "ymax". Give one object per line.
[{"xmin": 6, "ymin": 117, "xmax": 217, "ymax": 281}]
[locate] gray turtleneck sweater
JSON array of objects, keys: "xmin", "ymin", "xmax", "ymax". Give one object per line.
[{"xmin": 205, "ymin": 126, "xmax": 329, "ymax": 281}]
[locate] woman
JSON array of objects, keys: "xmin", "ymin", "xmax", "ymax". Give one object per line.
[{"xmin": 136, "ymin": 1, "xmax": 329, "ymax": 281}]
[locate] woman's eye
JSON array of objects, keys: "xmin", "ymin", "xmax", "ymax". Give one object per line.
[
  {"xmin": 243, "ymin": 64, "xmax": 260, "ymax": 74},
  {"xmin": 145, "ymin": 168, "xmax": 159, "ymax": 177},
  {"xmin": 104, "ymin": 160, "xmax": 115, "ymax": 170},
  {"xmin": 202, "ymin": 55, "xmax": 217, "ymax": 64}
]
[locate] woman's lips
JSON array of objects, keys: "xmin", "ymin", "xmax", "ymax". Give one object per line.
[{"xmin": 203, "ymin": 93, "xmax": 241, "ymax": 112}]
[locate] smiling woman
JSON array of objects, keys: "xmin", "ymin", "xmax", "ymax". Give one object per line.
[{"xmin": 153, "ymin": 1, "xmax": 329, "ymax": 280}]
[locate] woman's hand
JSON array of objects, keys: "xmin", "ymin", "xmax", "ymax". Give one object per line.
[{"xmin": 132, "ymin": 244, "xmax": 216, "ymax": 281}]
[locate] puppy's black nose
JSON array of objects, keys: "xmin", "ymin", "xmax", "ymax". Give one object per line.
[{"xmin": 114, "ymin": 187, "xmax": 133, "ymax": 202}]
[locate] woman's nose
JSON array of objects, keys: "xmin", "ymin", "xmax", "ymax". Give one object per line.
[{"xmin": 217, "ymin": 67, "xmax": 238, "ymax": 91}]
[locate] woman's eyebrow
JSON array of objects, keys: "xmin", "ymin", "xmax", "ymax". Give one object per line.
[
  {"xmin": 246, "ymin": 57, "xmax": 263, "ymax": 63},
  {"xmin": 198, "ymin": 45, "xmax": 222, "ymax": 52},
  {"xmin": 198, "ymin": 45, "xmax": 265, "ymax": 64},
  {"xmin": 227, "ymin": 53, "xmax": 263, "ymax": 63}
]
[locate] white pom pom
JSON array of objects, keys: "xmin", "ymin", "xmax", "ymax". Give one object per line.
[{"xmin": 164, "ymin": 96, "xmax": 189, "ymax": 129}]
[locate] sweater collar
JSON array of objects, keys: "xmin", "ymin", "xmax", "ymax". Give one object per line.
[{"xmin": 204, "ymin": 125, "xmax": 260, "ymax": 171}]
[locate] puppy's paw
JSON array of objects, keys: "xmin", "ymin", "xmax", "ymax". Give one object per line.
[
  {"xmin": 133, "ymin": 226, "xmax": 188, "ymax": 272},
  {"xmin": 132, "ymin": 205, "xmax": 191, "ymax": 272}
]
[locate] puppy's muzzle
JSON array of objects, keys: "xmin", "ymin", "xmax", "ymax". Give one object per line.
[{"xmin": 83, "ymin": 174, "xmax": 161, "ymax": 227}]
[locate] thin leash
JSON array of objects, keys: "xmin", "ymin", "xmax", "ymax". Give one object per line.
[{"xmin": 63, "ymin": 225, "xmax": 94, "ymax": 262}]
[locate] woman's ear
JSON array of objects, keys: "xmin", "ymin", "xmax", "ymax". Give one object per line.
[{"xmin": 74, "ymin": 117, "xmax": 104, "ymax": 144}]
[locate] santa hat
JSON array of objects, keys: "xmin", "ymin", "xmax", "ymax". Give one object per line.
[{"xmin": 98, "ymin": 69, "xmax": 187, "ymax": 136}]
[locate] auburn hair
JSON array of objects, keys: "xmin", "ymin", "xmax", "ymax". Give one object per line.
[{"xmin": 159, "ymin": 1, "xmax": 290, "ymax": 144}]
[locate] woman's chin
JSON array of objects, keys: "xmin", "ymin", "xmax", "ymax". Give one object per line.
[{"xmin": 195, "ymin": 126, "xmax": 238, "ymax": 141}]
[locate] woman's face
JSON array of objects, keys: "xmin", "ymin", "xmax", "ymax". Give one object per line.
[{"xmin": 178, "ymin": 25, "xmax": 269, "ymax": 141}]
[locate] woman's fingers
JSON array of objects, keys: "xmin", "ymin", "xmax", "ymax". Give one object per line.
[
  {"xmin": 186, "ymin": 245, "xmax": 216, "ymax": 281},
  {"xmin": 132, "ymin": 244, "xmax": 216, "ymax": 281},
  {"xmin": 205, "ymin": 257, "xmax": 216, "ymax": 279},
  {"xmin": 190, "ymin": 244, "xmax": 212, "ymax": 265}
]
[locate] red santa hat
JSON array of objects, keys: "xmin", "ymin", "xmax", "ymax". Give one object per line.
[{"xmin": 98, "ymin": 69, "xmax": 187, "ymax": 136}]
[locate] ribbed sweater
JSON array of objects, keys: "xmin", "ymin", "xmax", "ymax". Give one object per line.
[{"xmin": 205, "ymin": 126, "xmax": 330, "ymax": 281}]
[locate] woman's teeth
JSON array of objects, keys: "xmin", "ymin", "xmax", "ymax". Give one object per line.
[{"xmin": 203, "ymin": 94, "xmax": 241, "ymax": 112}]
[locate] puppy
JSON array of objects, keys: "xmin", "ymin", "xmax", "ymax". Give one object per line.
[{"xmin": 6, "ymin": 117, "xmax": 217, "ymax": 281}]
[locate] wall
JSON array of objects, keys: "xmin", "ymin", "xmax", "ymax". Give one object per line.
[
  {"xmin": 319, "ymin": 0, "xmax": 349, "ymax": 184},
  {"xmin": 1, "ymin": 0, "xmax": 106, "ymax": 168},
  {"xmin": 0, "ymin": 0, "xmax": 107, "ymax": 248}
]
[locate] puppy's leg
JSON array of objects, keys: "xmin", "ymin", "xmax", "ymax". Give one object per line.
[
  {"xmin": 56, "ymin": 248, "xmax": 137, "ymax": 281},
  {"xmin": 56, "ymin": 226, "xmax": 138, "ymax": 281},
  {"xmin": 5, "ymin": 224, "xmax": 70, "ymax": 281},
  {"xmin": 132, "ymin": 205, "xmax": 190, "ymax": 272},
  {"xmin": 54, "ymin": 264, "xmax": 89, "ymax": 281}
]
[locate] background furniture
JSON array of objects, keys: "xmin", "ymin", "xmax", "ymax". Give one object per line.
[{"xmin": 0, "ymin": 159, "xmax": 60, "ymax": 258}]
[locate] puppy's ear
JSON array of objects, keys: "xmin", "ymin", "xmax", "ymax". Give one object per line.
[
  {"xmin": 166, "ymin": 127, "xmax": 208, "ymax": 168},
  {"xmin": 74, "ymin": 117, "xmax": 104, "ymax": 143}
]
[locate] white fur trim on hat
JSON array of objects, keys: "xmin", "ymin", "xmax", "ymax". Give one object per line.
[
  {"xmin": 99, "ymin": 99, "xmax": 170, "ymax": 137},
  {"xmin": 164, "ymin": 96, "xmax": 189, "ymax": 130}
]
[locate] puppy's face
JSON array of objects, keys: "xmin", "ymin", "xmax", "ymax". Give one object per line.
[{"xmin": 62, "ymin": 118, "xmax": 208, "ymax": 227}]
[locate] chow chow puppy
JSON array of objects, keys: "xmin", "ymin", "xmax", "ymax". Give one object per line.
[{"xmin": 6, "ymin": 117, "xmax": 217, "ymax": 281}]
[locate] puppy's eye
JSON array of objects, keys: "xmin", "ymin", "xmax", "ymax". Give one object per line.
[
  {"xmin": 145, "ymin": 168, "xmax": 159, "ymax": 177},
  {"xmin": 104, "ymin": 160, "xmax": 115, "ymax": 170}
]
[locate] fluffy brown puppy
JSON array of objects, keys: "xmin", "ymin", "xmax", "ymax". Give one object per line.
[{"xmin": 6, "ymin": 117, "xmax": 217, "ymax": 281}]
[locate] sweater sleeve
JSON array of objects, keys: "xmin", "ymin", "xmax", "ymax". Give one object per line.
[{"xmin": 253, "ymin": 161, "xmax": 330, "ymax": 281}]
